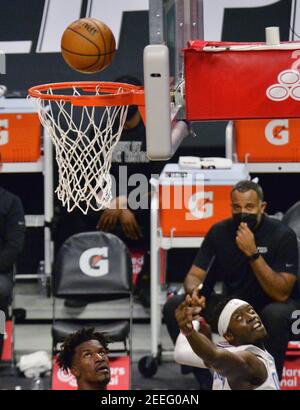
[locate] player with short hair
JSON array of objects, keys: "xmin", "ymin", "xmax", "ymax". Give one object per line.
[
  {"xmin": 175, "ymin": 296, "xmax": 280, "ymax": 390},
  {"xmin": 57, "ymin": 328, "xmax": 110, "ymax": 390}
]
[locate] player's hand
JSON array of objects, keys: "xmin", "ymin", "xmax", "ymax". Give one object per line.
[
  {"xmin": 175, "ymin": 295, "xmax": 202, "ymax": 336},
  {"xmin": 96, "ymin": 209, "xmax": 120, "ymax": 231},
  {"xmin": 191, "ymin": 286, "xmax": 206, "ymax": 310},
  {"xmin": 235, "ymin": 222, "xmax": 257, "ymax": 257},
  {"xmin": 119, "ymin": 209, "xmax": 142, "ymax": 240}
]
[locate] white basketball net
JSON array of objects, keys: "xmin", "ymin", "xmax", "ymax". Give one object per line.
[{"xmin": 30, "ymin": 85, "xmax": 129, "ymax": 214}]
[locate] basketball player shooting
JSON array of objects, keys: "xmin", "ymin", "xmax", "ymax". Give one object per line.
[{"xmin": 175, "ymin": 296, "xmax": 280, "ymax": 390}]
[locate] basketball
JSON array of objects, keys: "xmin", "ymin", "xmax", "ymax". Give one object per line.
[{"xmin": 61, "ymin": 18, "xmax": 116, "ymax": 73}]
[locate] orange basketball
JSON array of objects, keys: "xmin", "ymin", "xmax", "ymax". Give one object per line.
[{"xmin": 61, "ymin": 18, "xmax": 116, "ymax": 74}]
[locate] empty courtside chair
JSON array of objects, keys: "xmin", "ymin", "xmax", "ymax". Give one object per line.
[
  {"xmin": 282, "ymin": 201, "xmax": 300, "ymax": 236},
  {"xmin": 51, "ymin": 232, "xmax": 133, "ymax": 389},
  {"xmin": 0, "ymin": 265, "xmax": 17, "ymax": 369},
  {"xmin": 282, "ymin": 201, "xmax": 300, "ymax": 292},
  {"xmin": 281, "ymin": 202, "xmax": 300, "ymax": 340}
]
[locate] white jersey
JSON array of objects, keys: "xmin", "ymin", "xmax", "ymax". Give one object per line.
[{"xmin": 212, "ymin": 343, "xmax": 280, "ymax": 390}]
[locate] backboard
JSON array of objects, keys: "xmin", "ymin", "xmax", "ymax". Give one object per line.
[
  {"xmin": 144, "ymin": 0, "xmax": 204, "ymax": 160},
  {"xmin": 149, "ymin": 0, "xmax": 204, "ymax": 86}
]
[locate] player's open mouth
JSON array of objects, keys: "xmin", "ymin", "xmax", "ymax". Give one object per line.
[
  {"xmin": 95, "ymin": 364, "xmax": 109, "ymax": 373},
  {"xmin": 252, "ymin": 320, "xmax": 263, "ymax": 331}
]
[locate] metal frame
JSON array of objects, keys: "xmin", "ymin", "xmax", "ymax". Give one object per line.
[
  {"xmin": 1, "ymin": 100, "xmax": 54, "ymax": 282},
  {"xmin": 149, "ymin": 0, "xmax": 204, "ymax": 84},
  {"xmin": 145, "ymin": 1, "xmax": 204, "ymax": 160},
  {"xmin": 43, "ymin": 130, "xmax": 54, "ymax": 284},
  {"xmin": 28, "ymin": 81, "xmax": 144, "ymax": 107},
  {"xmin": 149, "ymin": 185, "xmax": 204, "ymax": 362}
]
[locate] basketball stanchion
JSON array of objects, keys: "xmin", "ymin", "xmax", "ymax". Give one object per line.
[{"xmin": 28, "ymin": 81, "xmax": 144, "ymax": 213}]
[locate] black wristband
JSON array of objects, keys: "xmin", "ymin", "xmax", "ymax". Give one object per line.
[{"xmin": 248, "ymin": 251, "xmax": 260, "ymax": 261}]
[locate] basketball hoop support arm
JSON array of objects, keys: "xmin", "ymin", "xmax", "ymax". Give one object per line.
[{"xmin": 143, "ymin": 45, "xmax": 188, "ymax": 160}]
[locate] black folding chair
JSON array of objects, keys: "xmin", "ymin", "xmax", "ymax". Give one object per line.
[{"xmin": 282, "ymin": 201, "xmax": 300, "ymax": 293}]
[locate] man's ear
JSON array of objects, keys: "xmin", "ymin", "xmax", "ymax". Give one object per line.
[
  {"xmin": 70, "ymin": 366, "xmax": 80, "ymax": 379},
  {"xmin": 261, "ymin": 201, "xmax": 267, "ymax": 213}
]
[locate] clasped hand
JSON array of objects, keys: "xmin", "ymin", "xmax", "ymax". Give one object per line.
[
  {"xmin": 235, "ymin": 222, "xmax": 257, "ymax": 257},
  {"xmin": 175, "ymin": 288, "xmax": 206, "ymax": 336}
]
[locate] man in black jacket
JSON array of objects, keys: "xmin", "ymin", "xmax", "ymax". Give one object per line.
[{"xmin": 0, "ymin": 157, "xmax": 25, "ymax": 358}]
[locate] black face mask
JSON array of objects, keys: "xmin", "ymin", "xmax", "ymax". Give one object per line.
[{"xmin": 232, "ymin": 213, "xmax": 258, "ymax": 231}]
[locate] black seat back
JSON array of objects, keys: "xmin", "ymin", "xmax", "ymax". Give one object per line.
[
  {"xmin": 282, "ymin": 202, "xmax": 300, "ymax": 292},
  {"xmin": 53, "ymin": 232, "xmax": 132, "ymax": 298}
]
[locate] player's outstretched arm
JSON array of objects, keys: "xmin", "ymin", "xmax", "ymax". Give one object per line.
[
  {"xmin": 175, "ymin": 296, "xmax": 267, "ymax": 387},
  {"xmin": 187, "ymin": 333, "xmax": 267, "ymax": 386},
  {"xmin": 174, "ymin": 318, "xmax": 212, "ymax": 369}
]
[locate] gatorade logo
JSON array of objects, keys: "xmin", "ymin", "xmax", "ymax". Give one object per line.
[
  {"xmin": 188, "ymin": 191, "xmax": 214, "ymax": 219},
  {"xmin": 265, "ymin": 120, "xmax": 289, "ymax": 146},
  {"xmin": 79, "ymin": 247, "xmax": 109, "ymax": 277},
  {"xmin": 0, "ymin": 119, "xmax": 9, "ymax": 145}
]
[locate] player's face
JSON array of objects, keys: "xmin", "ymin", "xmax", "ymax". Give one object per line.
[
  {"xmin": 72, "ymin": 339, "xmax": 110, "ymax": 389},
  {"xmin": 226, "ymin": 304, "xmax": 267, "ymax": 345},
  {"xmin": 231, "ymin": 190, "xmax": 266, "ymax": 231}
]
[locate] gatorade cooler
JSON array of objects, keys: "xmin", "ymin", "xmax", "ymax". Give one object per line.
[
  {"xmin": 184, "ymin": 40, "xmax": 300, "ymax": 121},
  {"xmin": 235, "ymin": 119, "xmax": 300, "ymax": 162},
  {"xmin": 281, "ymin": 342, "xmax": 300, "ymax": 390},
  {"xmin": 158, "ymin": 163, "xmax": 249, "ymax": 237},
  {"xmin": 0, "ymin": 98, "xmax": 41, "ymax": 162}
]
